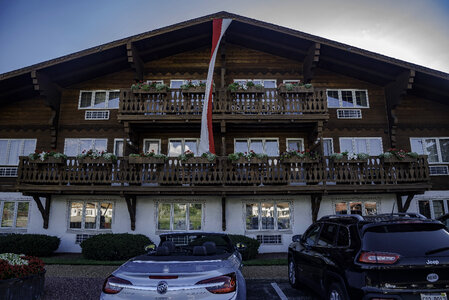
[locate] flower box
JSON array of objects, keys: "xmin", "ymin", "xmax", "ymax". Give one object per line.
[
  {"xmin": 78, "ymin": 157, "xmax": 114, "ymax": 164},
  {"xmin": 331, "ymin": 158, "xmax": 367, "ymax": 164},
  {"xmin": 29, "ymin": 157, "xmax": 66, "ymax": 164},
  {"xmin": 281, "ymin": 157, "xmax": 318, "ymax": 163},
  {"xmin": 131, "ymin": 88, "xmax": 168, "ymax": 95},
  {"xmin": 381, "ymin": 157, "xmax": 417, "ymax": 163},
  {"xmin": 182, "ymin": 157, "xmax": 215, "ymax": 164},
  {"xmin": 278, "ymin": 86, "xmax": 314, "ymax": 94},
  {"xmin": 230, "ymin": 87, "xmax": 264, "ymax": 94},
  {"xmin": 231, "ymin": 157, "xmax": 268, "ymax": 164},
  {"xmin": 0, "ymin": 271, "xmax": 45, "ymax": 300},
  {"xmin": 128, "ymin": 156, "xmax": 166, "ymax": 164},
  {"xmin": 182, "ymin": 86, "xmax": 209, "ymax": 94}
]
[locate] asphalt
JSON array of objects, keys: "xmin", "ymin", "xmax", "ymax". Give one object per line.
[{"xmin": 42, "ymin": 265, "xmax": 320, "ymax": 300}]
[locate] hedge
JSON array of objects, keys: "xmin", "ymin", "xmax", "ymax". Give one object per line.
[
  {"xmin": 0, "ymin": 234, "xmax": 60, "ymax": 257},
  {"xmin": 229, "ymin": 234, "xmax": 260, "ymax": 260},
  {"xmin": 80, "ymin": 233, "xmax": 152, "ymax": 261}
]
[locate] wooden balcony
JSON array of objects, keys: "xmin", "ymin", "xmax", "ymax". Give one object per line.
[
  {"xmin": 16, "ymin": 156, "xmax": 430, "ymax": 195},
  {"xmin": 118, "ymin": 88, "xmax": 328, "ymax": 123}
]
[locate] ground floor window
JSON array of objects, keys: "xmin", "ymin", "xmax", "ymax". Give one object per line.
[
  {"xmin": 157, "ymin": 202, "xmax": 203, "ymax": 231},
  {"xmin": 245, "ymin": 201, "xmax": 291, "ymax": 231},
  {"xmin": 0, "ymin": 201, "xmax": 29, "ymax": 228},
  {"xmin": 69, "ymin": 201, "xmax": 113, "ymax": 230},
  {"xmin": 334, "ymin": 200, "xmax": 377, "ymax": 216},
  {"xmin": 418, "ymin": 199, "xmax": 448, "ymax": 219}
]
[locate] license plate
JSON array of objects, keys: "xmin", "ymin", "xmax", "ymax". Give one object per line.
[{"xmin": 421, "ymin": 293, "xmax": 447, "ymax": 300}]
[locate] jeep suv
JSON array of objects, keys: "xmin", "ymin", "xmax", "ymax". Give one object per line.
[{"xmin": 288, "ymin": 213, "xmax": 449, "ymax": 300}]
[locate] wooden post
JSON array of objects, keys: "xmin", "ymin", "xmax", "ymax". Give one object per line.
[
  {"xmin": 311, "ymin": 194, "xmax": 322, "ymax": 222},
  {"xmin": 32, "ymin": 195, "xmax": 51, "ymax": 229},
  {"xmin": 125, "ymin": 195, "xmax": 137, "ymax": 231},
  {"xmin": 396, "ymin": 193, "xmax": 415, "ymax": 213}
]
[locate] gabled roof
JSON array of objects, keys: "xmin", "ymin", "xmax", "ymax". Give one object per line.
[{"xmin": 1, "ymin": 11, "xmax": 448, "ymax": 103}]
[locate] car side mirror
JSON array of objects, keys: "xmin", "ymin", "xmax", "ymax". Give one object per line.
[
  {"xmin": 236, "ymin": 242, "xmax": 246, "ymax": 251},
  {"xmin": 144, "ymin": 244, "xmax": 156, "ymax": 253},
  {"xmin": 292, "ymin": 234, "xmax": 302, "ymax": 243}
]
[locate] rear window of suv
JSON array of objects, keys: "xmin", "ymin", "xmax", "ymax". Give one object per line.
[{"xmin": 362, "ymin": 223, "xmax": 449, "ymax": 256}]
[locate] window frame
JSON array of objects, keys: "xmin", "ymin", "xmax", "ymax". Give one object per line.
[
  {"xmin": 323, "ymin": 138, "xmax": 334, "ymax": 156},
  {"xmin": 0, "ymin": 139, "xmax": 36, "ymax": 166},
  {"xmin": 286, "ymin": 138, "xmax": 305, "ymax": 152},
  {"xmin": 78, "ymin": 90, "xmax": 120, "ymax": 110},
  {"xmin": 169, "ymin": 80, "xmax": 206, "ymax": 89},
  {"xmin": 244, "ymin": 201, "xmax": 292, "ymax": 232},
  {"xmin": 234, "ymin": 138, "xmax": 280, "ymax": 156},
  {"xmin": 156, "ymin": 202, "xmax": 204, "ymax": 232},
  {"xmin": 333, "ymin": 200, "xmax": 379, "ymax": 216},
  {"xmin": 0, "ymin": 200, "xmax": 30, "ymax": 229},
  {"xmin": 339, "ymin": 137, "xmax": 383, "ymax": 155},
  {"xmin": 143, "ymin": 139, "xmax": 162, "ymax": 154},
  {"xmin": 410, "ymin": 137, "xmax": 449, "ymax": 164},
  {"xmin": 168, "ymin": 138, "xmax": 199, "ymax": 157},
  {"xmin": 233, "ymin": 79, "xmax": 277, "ymax": 88},
  {"xmin": 113, "ymin": 138, "xmax": 124, "ymax": 157},
  {"xmin": 417, "ymin": 199, "xmax": 449, "ymax": 219},
  {"xmin": 67, "ymin": 200, "xmax": 114, "ymax": 231},
  {"xmin": 326, "ymin": 89, "xmax": 370, "ymax": 108},
  {"xmin": 63, "ymin": 138, "xmax": 108, "ymax": 156}
]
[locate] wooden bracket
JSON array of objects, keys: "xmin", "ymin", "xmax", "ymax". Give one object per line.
[
  {"xmin": 33, "ymin": 195, "xmax": 51, "ymax": 229},
  {"xmin": 127, "ymin": 42, "xmax": 144, "ymax": 81},
  {"xmin": 396, "ymin": 193, "xmax": 415, "ymax": 213},
  {"xmin": 385, "ymin": 69, "xmax": 415, "ymax": 147},
  {"xmin": 311, "ymin": 194, "xmax": 322, "ymax": 222},
  {"xmin": 303, "ymin": 43, "xmax": 320, "ymax": 83},
  {"xmin": 125, "ymin": 195, "xmax": 137, "ymax": 231},
  {"xmin": 31, "ymin": 70, "xmax": 61, "ymax": 149}
]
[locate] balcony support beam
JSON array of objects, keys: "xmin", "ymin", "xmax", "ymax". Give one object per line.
[
  {"xmin": 396, "ymin": 193, "xmax": 416, "ymax": 213},
  {"xmin": 303, "ymin": 43, "xmax": 320, "ymax": 83},
  {"xmin": 311, "ymin": 194, "xmax": 322, "ymax": 222},
  {"xmin": 33, "ymin": 195, "xmax": 51, "ymax": 229},
  {"xmin": 125, "ymin": 195, "xmax": 137, "ymax": 231},
  {"xmin": 127, "ymin": 42, "xmax": 144, "ymax": 81}
]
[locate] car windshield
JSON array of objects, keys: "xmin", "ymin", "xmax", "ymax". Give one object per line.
[{"xmin": 362, "ymin": 223, "xmax": 449, "ymax": 257}]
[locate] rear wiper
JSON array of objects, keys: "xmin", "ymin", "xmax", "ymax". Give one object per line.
[{"xmin": 425, "ymin": 246, "xmax": 449, "ymax": 255}]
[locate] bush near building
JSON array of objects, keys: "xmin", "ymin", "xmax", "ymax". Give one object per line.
[
  {"xmin": 81, "ymin": 233, "xmax": 152, "ymax": 261},
  {"xmin": 229, "ymin": 234, "xmax": 260, "ymax": 260},
  {"xmin": 0, "ymin": 234, "xmax": 60, "ymax": 257}
]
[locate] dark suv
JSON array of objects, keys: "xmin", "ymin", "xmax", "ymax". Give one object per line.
[{"xmin": 288, "ymin": 213, "xmax": 449, "ymax": 300}]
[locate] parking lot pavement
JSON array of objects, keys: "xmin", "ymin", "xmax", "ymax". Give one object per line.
[{"xmin": 246, "ymin": 279, "xmax": 319, "ymax": 300}]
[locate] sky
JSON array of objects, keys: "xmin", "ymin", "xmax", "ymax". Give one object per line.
[{"xmin": 0, "ymin": 0, "xmax": 448, "ymax": 75}]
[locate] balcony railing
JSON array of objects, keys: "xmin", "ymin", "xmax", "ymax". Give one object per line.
[
  {"xmin": 17, "ymin": 156, "xmax": 429, "ymax": 190},
  {"xmin": 119, "ymin": 88, "xmax": 328, "ymax": 117}
]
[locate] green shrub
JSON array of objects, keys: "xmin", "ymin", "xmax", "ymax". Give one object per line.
[
  {"xmin": 81, "ymin": 233, "xmax": 152, "ymax": 261},
  {"xmin": 229, "ymin": 234, "xmax": 260, "ymax": 261},
  {"xmin": 0, "ymin": 234, "xmax": 60, "ymax": 256}
]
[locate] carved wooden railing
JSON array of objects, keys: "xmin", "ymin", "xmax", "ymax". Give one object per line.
[
  {"xmin": 119, "ymin": 88, "xmax": 328, "ymax": 116},
  {"xmin": 17, "ymin": 156, "xmax": 430, "ymax": 189}
]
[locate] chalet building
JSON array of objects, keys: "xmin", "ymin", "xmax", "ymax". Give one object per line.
[{"xmin": 0, "ymin": 12, "xmax": 448, "ymax": 253}]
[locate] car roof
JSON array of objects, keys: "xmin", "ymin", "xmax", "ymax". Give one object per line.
[
  {"xmin": 318, "ymin": 213, "xmax": 434, "ymax": 225},
  {"xmin": 159, "ymin": 231, "xmax": 228, "ymax": 236}
]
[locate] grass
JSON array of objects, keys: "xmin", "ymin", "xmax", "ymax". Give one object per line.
[{"xmin": 41, "ymin": 256, "xmax": 287, "ymax": 266}]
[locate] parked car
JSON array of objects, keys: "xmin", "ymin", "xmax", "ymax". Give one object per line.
[
  {"xmin": 437, "ymin": 213, "xmax": 449, "ymax": 229},
  {"xmin": 100, "ymin": 232, "xmax": 246, "ymax": 300},
  {"xmin": 288, "ymin": 213, "xmax": 449, "ymax": 300}
]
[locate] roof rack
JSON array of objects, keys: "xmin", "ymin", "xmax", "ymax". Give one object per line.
[
  {"xmin": 369, "ymin": 213, "xmax": 427, "ymax": 219},
  {"xmin": 319, "ymin": 215, "xmax": 364, "ymax": 221}
]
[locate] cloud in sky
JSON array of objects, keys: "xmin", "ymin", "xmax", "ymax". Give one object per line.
[{"xmin": 0, "ymin": 0, "xmax": 448, "ymax": 74}]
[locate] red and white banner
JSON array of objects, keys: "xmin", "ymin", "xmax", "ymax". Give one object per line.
[{"xmin": 199, "ymin": 18, "xmax": 232, "ymax": 155}]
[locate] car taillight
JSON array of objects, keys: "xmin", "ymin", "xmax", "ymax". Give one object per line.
[
  {"xmin": 102, "ymin": 275, "xmax": 133, "ymax": 294},
  {"xmin": 358, "ymin": 251, "xmax": 400, "ymax": 264},
  {"xmin": 196, "ymin": 272, "xmax": 236, "ymax": 294}
]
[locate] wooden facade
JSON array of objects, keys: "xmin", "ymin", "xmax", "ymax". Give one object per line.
[{"xmin": 0, "ymin": 12, "xmax": 448, "ymax": 252}]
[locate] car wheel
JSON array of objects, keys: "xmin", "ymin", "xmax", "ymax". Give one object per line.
[
  {"xmin": 327, "ymin": 282, "xmax": 347, "ymax": 300},
  {"xmin": 288, "ymin": 258, "xmax": 300, "ymax": 288}
]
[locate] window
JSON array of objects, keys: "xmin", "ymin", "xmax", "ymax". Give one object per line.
[
  {"xmin": 323, "ymin": 138, "xmax": 334, "ymax": 156},
  {"xmin": 418, "ymin": 199, "xmax": 449, "ymax": 219},
  {"xmin": 339, "ymin": 137, "xmax": 382, "ymax": 156},
  {"xmin": 170, "ymin": 80, "xmax": 206, "ymax": 88},
  {"xmin": 245, "ymin": 201, "xmax": 290, "ymax": 231},
  {"xmin": 143, "ymin": 139, "xmax": 161, "ymax": 154},
  {"xmin": 337, "ymin": 109, "xmax": 362, "ymax": 119},
  {"xmin": 78, "ymin": 90, "xmax": 120, "ymax": 109},
  {"xmin": 335, "ymin": 200, "xmax": 378, "ymax": 216},
  {"xmin": 257, "ymin": 235, "xmax": 282, "ymax": 244},
  {"xmin": 286, "ymin": 139, "xmax": 304, "ymax": 152},
  {"xmin": 316, "ymin": 223, "xmax": 338, "ymax": 247},
  {"xmin": 326, "ymin": 89, "xmax": 369, "ymax": 108},
  {"xmin": 0, "ymin": 201, "xmax": 30, "ymax": 229},
  {"xmin": 336, "ymin": 226, "xmax": 350, "ymax": 247},
  {"xmin": 157, "ymin": 202, "xmax": 203, "ymax": 231},
  {"xmin": 410, "ymin": 137, "xmax": 449, "ymax": 164},
  {"xmin": 64, "ymin": 139, "xmax": 107, "ymax": 156},
  {"xmin": 234, "ymin": 79, "xmax": 277, "ymax": 88},
  {"xmin": 303, "ymin": 224, "xmax": 321, "ymax": 246},
  {"xmin": 235, "ymin": 138, "xmax": 279, "ymax": 156},
  {"xmin": 168, "ymin": 139, "xmax": 199, "ymax": 156},
  {"xmin": 69, "ymin": 201, "xmax": 113, "ymax": 230},
  {"xmin": 113, "ymin": 139, "xmax": 124, "ymax": 157},
  {"xmin": 0, "ymin": 139, "xmax": 36, "ymax": 166}
]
